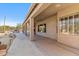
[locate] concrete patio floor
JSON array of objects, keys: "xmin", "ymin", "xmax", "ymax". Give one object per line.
[{"xmin": 6, "ymin": 33, "xmax": 79, "ymax": 56}]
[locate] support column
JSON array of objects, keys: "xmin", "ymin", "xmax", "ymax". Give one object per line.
[
  {"xmin": 30, "ymin": 18, "xmax": 35, "ymax": 41},
  {"xmin": 25, "ymin": 23, "xmax": 27, "ymax": 35},
  {"xmin": 24, "ymin": 25, "xmax": 26, "ymax": 34},
  {"xmin": 22, "ymin": 25, "xmax": 24, "ymax": 33}
]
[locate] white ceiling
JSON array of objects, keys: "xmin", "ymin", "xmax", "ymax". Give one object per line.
[{"xmin": 35, "ymin": 3, "xmax": 77, "ymax": 21}]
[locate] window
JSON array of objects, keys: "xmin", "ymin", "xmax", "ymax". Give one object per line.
[
  {"xmin": 74, "ymin": 14, "xmax": 79, "ymax": 34},
  {"xmin": 60, "ymin": 16, "xmax": 73, "ymax": 34},
  {"xmin": 60, "ymin": 17, "xmax": 68, "ymax": 33},
  {"xmin": 64, "ymin": 17, "xmax": 68, "ymax": 32},
  {"xmin": 60, "ymin": 18, "xmax": 63, "ymax": 32},
  {"xmin": 69, "ymin": 16, "xmax": 73, "ymax": 33},
  {"xmin": 59, "ymin": 13, "xmax": 79, "ymax": 34},
  {"xmin": 38, "ymin": 24, "xmax": 46, "ymax": 33}
]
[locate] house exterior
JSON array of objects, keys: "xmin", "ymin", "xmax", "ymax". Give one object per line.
[{"xmin": 22, "ymin": 3, "xmax": 79, "ymax": 49}]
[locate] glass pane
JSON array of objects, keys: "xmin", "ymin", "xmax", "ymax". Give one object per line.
[
  {"xmin": 60, "ymin": 18, "xmax": 64, "ymax": 32},
  {"xmin": 60, "ymin": 17, "xmax": 68, "ymax": 33},
  {"xmin": 38, "ymin": 24, "xmax": 46, "ymax": 33},
  {"xmin": 64, "ymin": 17, "xmax": 68, "ymax": 32},
  {"xmin": 69, "ymin": 16, "xmax": 73, "ymax": 33},
  {"xmin": 74, "ymin": 14, "xmax": 79, "ymax": 34},
  {"xmin": 59, "ymin": 19, "xmax": 61, "ymax": 32}
]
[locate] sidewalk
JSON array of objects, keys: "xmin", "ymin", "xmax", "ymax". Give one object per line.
[
  {"xmin": 6, "ymin": 33, "xmax": 78, "ymax": 56},
  {"xmin": 6, "ymin": 33, "xmax": 43, "ymax": 56}
]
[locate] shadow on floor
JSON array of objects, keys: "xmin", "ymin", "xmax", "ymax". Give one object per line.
[{"xmin": 32, "ymin": 35, "xmax": 79, "ymax": 56}]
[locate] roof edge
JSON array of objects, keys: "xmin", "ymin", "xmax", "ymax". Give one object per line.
[{"xmin": 23, "ymin": 3, "xmax": 38, "ymax": 25}]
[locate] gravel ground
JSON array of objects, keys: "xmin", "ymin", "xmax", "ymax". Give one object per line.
[
  {"xmin": 0, "ymin": 33, "xmax": 15, "ymax": 56},
  {"xmin": 0, "ymin": 33, "xmax": 15, "ymax": 50}
]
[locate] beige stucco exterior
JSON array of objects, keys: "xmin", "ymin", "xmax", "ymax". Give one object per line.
[
  {"xmin": 58, "ymin": 4, "xmax": 79, "ymax": 49},
  {"xmin": 22, "ymin": 3, "xmax": 79, "ymax": 49},
  {"xmin": 36, "ymin": 14, "xmax": 57, "ymax": 40}
]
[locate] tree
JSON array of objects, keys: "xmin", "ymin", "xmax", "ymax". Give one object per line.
[
  {"xmin": 0, "ymin": 25, "xmax": 16, "ymax": 33},
  {"xmin": 16, "ymin": 23, "xmax": 22, "ymax": 30}
]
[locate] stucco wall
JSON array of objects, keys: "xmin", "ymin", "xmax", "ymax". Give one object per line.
[
  {"xmin": 58, "ymin": 4, "xmax": 79, "ymax": 17},
  {"xmin": 27, "ymin": 23, "xmax": 30, "ymax": 36},
  {"xmin": 58, "ymin": 4, "xmax": 79, "ymax": 49},
  {"xmin": 36, "ymin": 15, "xmax": 57, "ymax": 40}
]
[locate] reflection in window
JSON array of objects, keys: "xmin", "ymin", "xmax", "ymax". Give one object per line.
[
  {"xmin": 65, "ymin": 17, "xmax": 68, "ymax": 32},
  {"xmin": 60, "ymin": 18, "xmax": 68, "ymax": 33},
  {"xmin": 59, "ymin": 13, "xmax": 79, "ymax": 34},
  {"xmin": 38, "ymin": 24, "xmax": 46, "ymax": 33},
  {"xmin": 60, "ymin": 18, "xmax": 64, "ymax": 32},
  {"xmin": 69, "ymin": 16, "xmax": 73, "ymax": 33},
  {"xmin": 74, "ymin": 14, "xmax": 79, "ymax": 34}
]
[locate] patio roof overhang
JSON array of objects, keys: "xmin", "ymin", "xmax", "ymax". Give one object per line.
[
  {"xmin": 22, "ymin": 3, "xmax": 76, "ymax": 26},
  {"xmin": 22, "ymin": 3, "xmax": 51, "ymax": 26},
  {"xmin": 22, "ymin": 3, "xmax": 38, "ymax": 26},
  {"xmin": 35, "ymin": 3, "xmax": 75, "ymax": 21}
]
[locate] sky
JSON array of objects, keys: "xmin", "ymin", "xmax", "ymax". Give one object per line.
[{"xmin": 0, "ymin": 3, "xmax": 31, "ymax": 26}]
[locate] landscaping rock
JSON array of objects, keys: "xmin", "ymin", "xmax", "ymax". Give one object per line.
[{"xmin": 0, "ymin": 45, "xmax": 7, "ymax": 50}]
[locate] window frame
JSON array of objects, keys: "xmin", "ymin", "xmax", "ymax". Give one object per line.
[
  {"xmin": 59, "ymin": 13, "xmax": 79, "ymax": 35},
  {"xmin": 38, "ymin": 24, "xmax": 46, "ymax": 33}
]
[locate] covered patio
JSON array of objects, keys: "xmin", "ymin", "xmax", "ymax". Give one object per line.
[
  {"xmin": 6, "ymin": 33, "xmax": 79, "ymax": 56},
  {"xmin": 22, "ymin": 3, "xmax": 74, "ymax": 41},
  {"xmin": 23, "ymin": 3, "xmax": 79, "ymax": 50}
]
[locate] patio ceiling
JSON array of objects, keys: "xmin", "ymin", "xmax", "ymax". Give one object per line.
[{"xmin": 35, "ymin": 3, "xmax": 77, "ymax": 21}]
